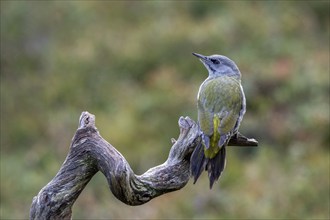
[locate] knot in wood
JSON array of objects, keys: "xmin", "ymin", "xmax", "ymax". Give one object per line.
[{"xmin": 78, "ymin": 111, "xmax": 95, "ymax": 129}]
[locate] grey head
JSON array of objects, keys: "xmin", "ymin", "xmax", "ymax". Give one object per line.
[{"xmin": 192, "ymin": 53, "xmax": 241, "ymax": 78}]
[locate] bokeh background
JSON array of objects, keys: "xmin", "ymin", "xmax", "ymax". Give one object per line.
[{"xmin": 1, "ymin": 1, "xmax": 329, "ymax": 219}]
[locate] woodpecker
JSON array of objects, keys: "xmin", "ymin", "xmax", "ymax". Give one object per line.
[{"xmin": 190, "ymin": 53, "xmax": 246, "ymax": 189}]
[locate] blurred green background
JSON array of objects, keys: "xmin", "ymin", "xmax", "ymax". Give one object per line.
[{"xmin": 1, "ymin": 1, "xmax": 329, "ymax": 219}]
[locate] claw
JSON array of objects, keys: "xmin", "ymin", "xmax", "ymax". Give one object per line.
[{"xmin": 202, "ymin": 134, "xmax": 210, "ymax": 149}]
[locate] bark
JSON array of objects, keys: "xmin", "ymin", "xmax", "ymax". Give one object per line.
[{"xmin": 30, "ymin": 111, "xmax": 258, "ymax": 219}]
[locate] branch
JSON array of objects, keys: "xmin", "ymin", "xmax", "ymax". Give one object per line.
[
  {"xmin": 228, "ymin": 132, "xmax": 258, "ymax": 147},
  {"xmin": 30, "ymin": 111, "xmax": 258, "ymax": 219}
]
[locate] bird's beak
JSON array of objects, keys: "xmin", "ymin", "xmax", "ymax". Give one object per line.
[{"xmin": 192, "ymin": 52, "xmax": 208, "ymax": 61}]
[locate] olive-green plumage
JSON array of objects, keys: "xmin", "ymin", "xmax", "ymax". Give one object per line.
[
  {"xmin": 190, "ymin": 53, "xmax": 246, "ymax": 189},
  {"xmin": 198, "ymin": 76, "xmax": 243, "ymax": 158}
]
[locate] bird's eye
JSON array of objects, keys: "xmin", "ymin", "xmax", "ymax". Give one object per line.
[{"xmin": 210, "ymin": 59, "xmax": 220, "ymax": 64}]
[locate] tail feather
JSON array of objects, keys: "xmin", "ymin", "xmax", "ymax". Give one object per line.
[
  {"xmin": 190, "ymin": 141, "xmax": 206, "ymax": 184},
  {"xmin": 191, "ymin": 142, "xmax": 227, "ymax": 188},
  {"xmin": 207, "ymin": 147, "xmax": 226, "ymax": 189}
]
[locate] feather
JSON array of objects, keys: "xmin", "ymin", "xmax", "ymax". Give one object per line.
[
  {"xmin": 207, "ymin": 146, "xmax": 226, "ymax": 189},
  {"xmin": 190, "ymin": 141, "xmax": 206, "ymax": 184}
]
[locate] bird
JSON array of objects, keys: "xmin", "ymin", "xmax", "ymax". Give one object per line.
[{"xmin": 190, "ymin": 52, "xmax": 246, "ymax": 189}]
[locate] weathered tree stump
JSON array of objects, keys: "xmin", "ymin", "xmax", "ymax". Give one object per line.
[{"xmin": 30, "ymin": 111, "xmax": 258, "ymax": 219}]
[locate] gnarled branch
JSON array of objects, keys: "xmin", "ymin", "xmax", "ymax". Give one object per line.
[{"xmin": 30, "ymin": 111, "xmax": 258, "ymax": 219}]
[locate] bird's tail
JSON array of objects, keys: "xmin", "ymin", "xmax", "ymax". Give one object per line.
[
  {"xmin": 206, "ymin": 147, "xmax": 226, "ymax": 189},
  {"xmin": 190, "ymin": 143, "xmax": 226, "ymax": 189},
  {"xmin": 190, "ymin": 141, "xmax": 206, "ymax": 184}
]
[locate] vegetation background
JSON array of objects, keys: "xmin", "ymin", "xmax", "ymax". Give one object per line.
[{"xmin": 1, "ymin": 1, "xmax": 329, "ymax": 219}]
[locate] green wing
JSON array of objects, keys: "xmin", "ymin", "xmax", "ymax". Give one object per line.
[{"xmin": 197, "ymin": 76, "xmax": 243, "ymax": 158}]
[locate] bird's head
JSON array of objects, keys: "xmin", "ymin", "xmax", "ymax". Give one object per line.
[{"xmin": 192, "ymin": 53, "xmax": 241, "ymax": 78}]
